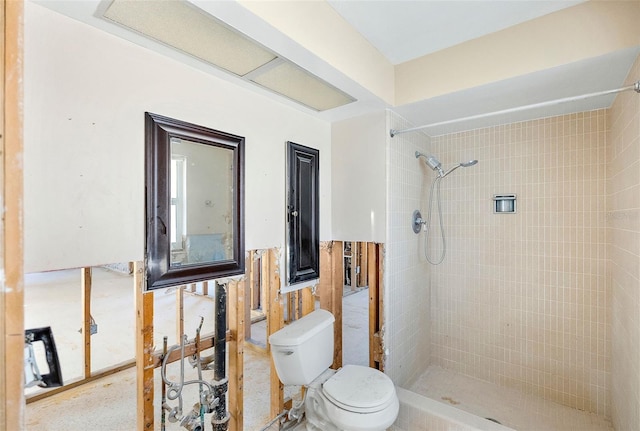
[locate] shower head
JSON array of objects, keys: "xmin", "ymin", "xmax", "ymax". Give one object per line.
[
  {"xmin": 415, "ymin": 151, "xmax": 444, "ymax": 176},
  {"xmin": 441, "ymin": 159, "xmax": 479, "ymax": 177}
]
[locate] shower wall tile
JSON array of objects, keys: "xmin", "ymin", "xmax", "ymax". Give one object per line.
[
  {"xmin": 608, "ymin": 54, "xmax": 640, "ymax": 431},
  {"xmin": 428, "ymin": 110, "xmax": 610, "ymax": 416},
  {"xmin": 385, "ymin": 110, "xmax": 432, "ymax": 386}
]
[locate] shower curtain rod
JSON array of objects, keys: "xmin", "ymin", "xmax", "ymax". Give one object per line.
[{"xmin": 390, "ymin": 80, "xmax": 640, "ymax": 138}]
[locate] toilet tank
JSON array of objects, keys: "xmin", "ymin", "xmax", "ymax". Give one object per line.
[{"xmin": 269, "ymin": 309, "xmax": 335, "ymax": 386}]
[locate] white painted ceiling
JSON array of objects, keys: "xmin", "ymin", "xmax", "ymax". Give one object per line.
[
  {"xmin": 326, "ymin": 0, "xmax": 639, "ymax": 135},
  {"xmin": 327, "ymin": 0, "xmax": 585, "ymax": 65},
  {"xmin": 32, "ymin": 0, "xmax": 640, "ymax": 136}
]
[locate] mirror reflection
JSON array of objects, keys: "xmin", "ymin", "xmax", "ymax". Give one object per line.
[
  {"xmin": 170, "ymin": 137, "xmax": 234, "ymax": 267},
  {"xmin": 145, "ymin": 112, "xmax": 244, "ymax": 290}
]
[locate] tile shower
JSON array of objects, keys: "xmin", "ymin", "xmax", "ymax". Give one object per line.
[{"xmin": 387, "ymin": 55, "xmax": 640, "ymax": 430}]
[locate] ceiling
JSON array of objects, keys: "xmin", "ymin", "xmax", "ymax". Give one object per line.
[
  {"xmin": 32, "ymin": 0, "xmax": 640, "ymax": 136},
  {"xmin": 327, "ymin": 0, "xmax": 585, "ymax": 65},
  {"xmin": 326, "ymin": 0, "xmax": 639, "ymax": 135}
]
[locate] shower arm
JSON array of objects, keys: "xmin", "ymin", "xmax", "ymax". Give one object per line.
[
  {"xmin": 390, "ymin": 80, "xmax": 640, "ymax": 137},
  {"xmin": 440, "ymin": 164, "xmax": 462, "ymax": 178}
]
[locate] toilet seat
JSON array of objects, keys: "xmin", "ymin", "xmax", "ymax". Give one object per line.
[{"xmin": 322, "ymin": 364, "xmax": 396, "ymax": 413}]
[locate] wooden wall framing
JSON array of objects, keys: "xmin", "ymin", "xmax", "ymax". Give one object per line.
[
  {"xmin": 368, "ymin": 243, "xmax": 385, "ymax": 370},
  {"xmin": 262, "ymin": 240, "xmax": 383, "ymax": 426},
  {"xmin": 1, "ymin": 2, "xmax": 24, "ymax": 430},
  {"xmin": 21, "ymin": 242, "xmax": 383, "ymax": 430},
  {"xmin": 134, "ymin": 262, "xmax": 245, "ymax": 431},
  {"xmin": 320, "ymin": 241, "xmax": 343, "ymax": 369}
]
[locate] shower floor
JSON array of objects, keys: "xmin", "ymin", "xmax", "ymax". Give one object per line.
[{"xmin": 409, "ymin": 366, "xmax": 613, "ymax": 431}]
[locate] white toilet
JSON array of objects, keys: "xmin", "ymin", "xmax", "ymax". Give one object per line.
[{"xmin": 269, "ymin": 309, "xmax": 399, "ymax": 431}]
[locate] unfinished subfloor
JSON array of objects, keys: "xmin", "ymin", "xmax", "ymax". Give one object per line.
[{"xmin": 25, "ymin": 267, "xmax": 369, "ymax": 430}]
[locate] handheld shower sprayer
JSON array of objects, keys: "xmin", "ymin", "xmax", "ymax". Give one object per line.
[
  {"xmin": 414, "ymin": 151, "xmax": 478, "ymax": 265},
  {"xmin": 415, "ymin": 151, "xmax": 477, "ymax": 178}
]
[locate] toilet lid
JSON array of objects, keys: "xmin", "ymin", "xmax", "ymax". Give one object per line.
[{"xmin": 322, "ymin": 365, "xmax": 396, "ymax": 414}]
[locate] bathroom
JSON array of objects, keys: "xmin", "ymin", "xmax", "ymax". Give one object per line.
[{"xmin": 5, "ymin": 1, "xmax": 640, "ymax": 430}]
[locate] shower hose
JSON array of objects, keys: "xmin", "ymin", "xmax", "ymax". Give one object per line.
[{"xmin": 424, "ymin": 175, "xmax": 446, "ymax": 265}]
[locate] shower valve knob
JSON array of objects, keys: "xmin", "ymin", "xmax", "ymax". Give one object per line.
[{"xmin": 412, "ymin": 210, "xmax": 424, "ymax": 234}]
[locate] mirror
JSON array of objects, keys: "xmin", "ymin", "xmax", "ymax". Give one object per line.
[{"xmin": 145, "ymin": 112, "xmax": 244, "ymax": 290}]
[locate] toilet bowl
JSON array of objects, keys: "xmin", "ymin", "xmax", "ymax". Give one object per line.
[
  {"xmin": 269, "ymin": 309, "xmax": 399, "ymax": 431},
  {"xmin": 304, "ymin": 365, "xmax": 399, "ymax": 431}
]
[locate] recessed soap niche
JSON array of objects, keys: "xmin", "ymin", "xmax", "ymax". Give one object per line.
[{"xmin": 493, "ymin": 194, "xmax": 517, "ymax": 213}]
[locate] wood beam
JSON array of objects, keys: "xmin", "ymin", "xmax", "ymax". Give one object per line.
[
  {"xmin": 1, "ymin": 2, "xmax": 24, "ymax": 430},
  {"xmin": 81, "ymin": 267, "xmax": 92, "ymax": 378},
  {"xmin": 228, "ymin": 278, "xmax": 244, "ymax": 431},
  {"xmin": 26, "ymin": 359, "xmax": 136, "ymax": 404},
  {"xmin": 319, "ymin": 241, "xmax": 343, "ymax": 369},
  {"xmin": 244, "ymin": 251, "xmax": 253, "ymax": 340},
  {"xmin": 301, "ymin": 287, "xmax": 315, "ymax": 316},
  {"xmin": 176, "ymin": 285, "xmax": 184, "ymax": 342},
  {"xmin": 135, "ymin": 262, "xmax": 154, "ymax": 431},
  {"xmin": 359, "ymin": 242, "xmax": 368, "ymax": 287},
  {"xmin": 267, "ymin": 249, "xmax": 284, "ymax": 419},
  {"xmin": 367, "ymin": 243, "xmax": 385, "ymax": 371}
]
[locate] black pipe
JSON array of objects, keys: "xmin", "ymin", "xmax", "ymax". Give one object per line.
[{"xmin": 212, "ymin": 282, "xmax": 228, "ymax": 431}]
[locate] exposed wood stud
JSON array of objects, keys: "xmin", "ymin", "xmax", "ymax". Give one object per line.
[
  {"xmin": 319, "ymin": 242, "xmax": 334, "ymax": 313},
  {"xmin": 364, "ymin": 243, "xmax": 386, "ymax": 370},
  {"xmin": 135, "ymin": 262, "xmax": 154, "ymax": 430},
  {"xmin": 150, "ymin": 332, "xmax": 232, "ymax": 369},
  {"xmin": 378, "ymin": 244, "xmax": 385, "ymax": 371},
  {"xmin": 251, "ymin": 251, "xmax": 261, "ymax": 310},
  {"xmin": 267, "ymin": 249, "xmax": 284, "ymax": 419},
  {"xmin": 228, "ymin": 278, "xmax": 245, "ymax": 431},
  {"xmin": 244, "ymin": 251, "xmax": 253, "ymax": 340},
  {"xmin": 27, "ymin": 359, "xmax": 137, "ymax": 403},
  {"xmin": 176, "ymin": 285, "xmax": 184, "ymax": 342},
  {"xmin": 319, "ymin": 241, "xmax": 343, "ymax": 369},
  {"xmin": 368, "ymin": 243, "xmax": 380, "ymax": 369},
  {"xmin": 332, "ymin": 241, "xmax": 343, "ymax": 369},
  {"xmin": 2, "ymin": 1, "xmax": 24, "ymax": 429},
  {"xmin": 81, "ymin": 267, "xmax": 92, "ymax": 378},
  {"xmin": 301, "ymin": 287, "xmax": 315, "ymax": 316}
]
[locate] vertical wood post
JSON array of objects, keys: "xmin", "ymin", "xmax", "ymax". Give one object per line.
[
  {"xmin": 319, "ymin": 241, "xmax": 343, "ymax": 369},
  {"xmin": 251, "ymin": 252, "xmax": 261, "ymax": 310},
  {"xmin": 176, "ymin": 285, "xmax": 184, "ymax": 341},
  {"xmin": 81, "ymin": 267, "xmax": 92, "ymax": 378},
  {"xmin": 1, "ymin": 2, "xmax": 24, "ymax": 429},
  {"xmin": 267, "ymin": 249, "xmax": 284, "ymax": 419},
  {"xmin": 228, "ymin": 278, "xmax": 244, "ymax": 431},
  {"xmin": 301, "ymin": 287, "xmax": 315, "ymax": 317},
  {"xmin": 359, "ymin": 242, "xmax": 368, "ymax": 287},
  {"xmin": 135, "ymin": 262, "xmax": 154, "ymax": 430},
  {"xmin": 368, "ymin": 243, "xmax": 384, "ymax": 371},
  {"xmin": 244, "ymin": 251, "xmax": 253, "ymax": 340}
]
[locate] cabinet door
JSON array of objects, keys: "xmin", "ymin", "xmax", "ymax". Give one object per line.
[{"xmin": 287, "ymin": 141, "xmax": 320, "ymax": 284}]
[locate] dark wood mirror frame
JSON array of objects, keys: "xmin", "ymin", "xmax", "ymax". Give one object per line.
[{"xmin": 145, "ymin": 112, "xmax": 245, "ymax": 290}]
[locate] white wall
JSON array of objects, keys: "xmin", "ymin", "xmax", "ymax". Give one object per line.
[
  {"xmin": 331, "ymin": 111, "xmax": 386, "ymax": 242},
  {"xmin": 608, "ymin": 54, "xmax": 640, "ymax": 431},
  {"xmin": 24, "ymin": 2, "xmax": 331, "ymax": 273},
  {"xmin": 384, "ymin": 111, "xmax": 431, "ymax": 386}
]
